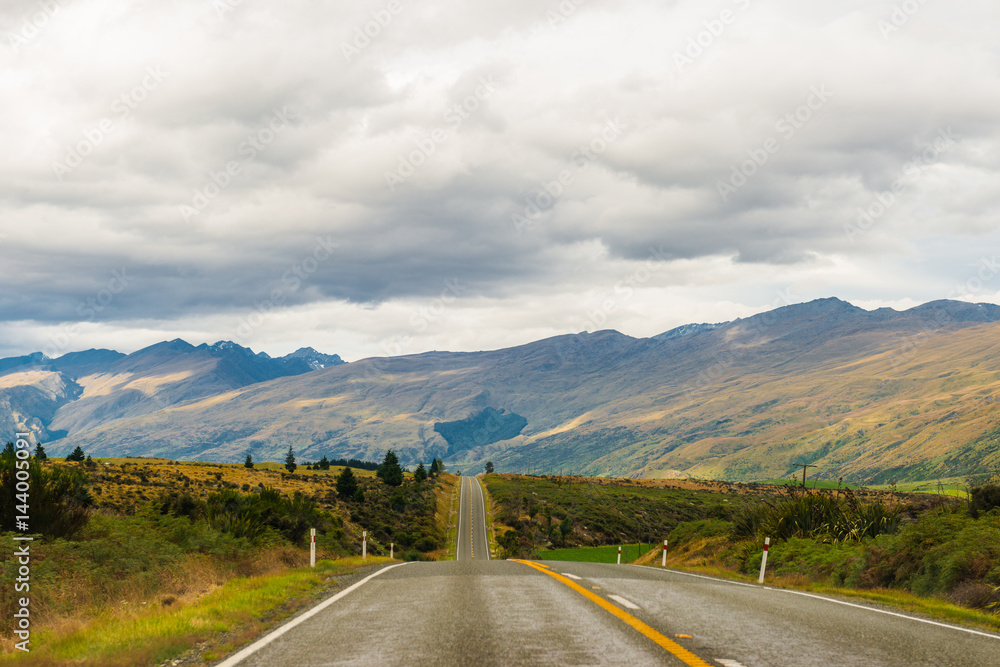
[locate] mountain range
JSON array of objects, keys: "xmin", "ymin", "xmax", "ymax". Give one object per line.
[{"xmin": 3, "ymin": 298, "xmax": 1000, "ymax": 484}]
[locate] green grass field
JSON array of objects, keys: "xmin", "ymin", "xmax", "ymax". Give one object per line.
[
  {"xmin": 536, "ymin": 543, "xmax": 651, "ymax": 563},
  {"xmin": 870, "ymin": 480, "xmax": 969, "ymax": 497}
]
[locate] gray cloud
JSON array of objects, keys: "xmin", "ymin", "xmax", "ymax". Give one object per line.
[{"xmin": 1, "ymin": 0, "xmax": 999, "ymax": 358}]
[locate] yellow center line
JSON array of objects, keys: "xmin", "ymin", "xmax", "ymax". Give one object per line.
[{"xmin": 511, "ymin": 560, "xmax": 713, "ymax": 667}]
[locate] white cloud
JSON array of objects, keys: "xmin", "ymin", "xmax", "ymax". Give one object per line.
[{"xmin": 1, "ymin": 0, "xmax": 999, "ymax": 360}]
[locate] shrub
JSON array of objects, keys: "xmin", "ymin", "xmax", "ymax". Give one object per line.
[
  {"xmin": 670, "ymin": 518, "xmax": 731, "ymax": 544},
  {"xmin": 730, "ymin": 495, "xmax": 899, "ymax": 543},
  {"xmin": 969, "ymin": 484, "xmax": 1000, "ymax": 518},
  {"xmin": 414, "ymin": 536, "xmax": 437, "ymax": 552},
  {"xmin": 1, "ymin": 456, "xmax": 93, "ymax": 537},
  {"xmin": 730, "ymin": 503, "xmax": 769, "ymax": 539}
]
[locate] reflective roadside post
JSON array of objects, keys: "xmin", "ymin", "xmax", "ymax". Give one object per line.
[{"xmin": 758, "ymin": 537, "xmax": 770, "ymax": 584}]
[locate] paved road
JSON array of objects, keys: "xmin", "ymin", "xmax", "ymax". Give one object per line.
[
  {"xmin": 455, "ymin": 475, "xmax": 489, "ymax": 561},
  {"xmin": 217, "ymin": 481, "xmax": 1000, "ymax": 667}
]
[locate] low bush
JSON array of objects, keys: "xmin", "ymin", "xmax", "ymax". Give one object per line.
[
  {"xmin": 969, "ymin": 484, "xmax": 1000, "ymax": 518},
  {"xmin": 1, "ymin": 453, "xmax": 93, "ymax": 537}
]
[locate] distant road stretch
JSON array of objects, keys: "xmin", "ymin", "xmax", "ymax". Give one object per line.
[
  {"xmin": 218, "ymin": 478, "xmax": 1000, "ymax": 666},
  {"xmin": 455, "ymin": 475, "xmax": 489, "ymax": 561}
]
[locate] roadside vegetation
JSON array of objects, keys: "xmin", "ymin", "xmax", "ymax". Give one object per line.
[
  {"xmin": 484, "ymin": 473, "xmax": 1000, "ymax": 621},
  {"xmin": 0, "ymin": 446, "xmax": 449, "ymax": 663}
]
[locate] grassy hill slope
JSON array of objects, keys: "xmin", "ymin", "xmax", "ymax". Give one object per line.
[{"xmin": 39, "ymin": 300, "xmax": 1000, "ymax": 484}]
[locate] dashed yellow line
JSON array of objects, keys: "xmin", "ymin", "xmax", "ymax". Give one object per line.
[{"xmin": 511, "ymin": 560, "xmax": 713, "ymax": 667}]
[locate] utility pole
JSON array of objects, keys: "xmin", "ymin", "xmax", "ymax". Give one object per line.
[{"xmin": 793, "ymin": 462, "xmax": 817, "ymax": 489}]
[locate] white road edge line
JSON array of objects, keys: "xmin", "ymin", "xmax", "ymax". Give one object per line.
[
  {"xmin": 638, "ymin": 565, "xmax": 1000, "ymax": 640},
  {"xmin": 561, "ymin": 573, "xmax": 583, "ymax": 580},
  {"xmin": 608, "ymin": 594, "xmax": 640, "ymax": 610},
  {"xmin": 215, "ymin": 562, "xmax": 409, "ymax": 667},
  {"xmin": 474, "ymin": 476, "xmax": 490, "ymax": 561},
  {"xmin": 716, "ymin": 659, "xmax": 748, "ymax": 667}
]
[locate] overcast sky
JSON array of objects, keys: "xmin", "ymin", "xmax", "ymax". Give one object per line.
[{"xmin": 1, "ymin": 0, "xmax": 998, "ymax": 361}]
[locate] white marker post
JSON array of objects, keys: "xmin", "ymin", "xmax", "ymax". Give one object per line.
[
  {"xmin": 758, "ymin": 537, "xmax": 770, "ymax": 584},
  {"xmin": 310, "ymin": 528, "xmax": 316, "ymax": 568},
  {"xmin": 617, "ymin": 545, "xmax": 622, "ymax": 565},
  {"xmin": 362, "ymin": 530, "xmax": 367, "ymax": 561},
  {"xmin": 662, "ymin": 539, "xmax": 668, "ymax": 567},
  {"xmin": 390, "ymin": 542, "xmax": 394, "ymax": 559}
]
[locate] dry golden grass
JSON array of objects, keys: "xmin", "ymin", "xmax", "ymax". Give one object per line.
[{"xmin": 78, "ymin": 457, "xmax": 377, "ymax": 516}]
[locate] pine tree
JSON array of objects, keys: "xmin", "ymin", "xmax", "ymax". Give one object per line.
[
  {"xmin": 414, "ymin": 462, "xmax": 428, "ymax": 482},
  {"xmin": 376, "ymin": 450, "xmax": 403, "ymax": 487},
  {"xmin": 2, "ymin": 442, "xmax": 14, "ymax": 458},
  {"xmin": 66, "ymin": 446, "xmax": 86, "ymax": 462},
  {"xmin": 336, "ymin": 466, "xmax": 358, "ymax": 499},
  {"xmin": 35, "ymin": 443, "xmax": 47, "ymax": 461},
  {"xmin": 484, "ymin": 460, "xmax": 495, "ymax": 474},
  {"xmin": 244, "ymin": 454, "xmax": 254, "ymax": 469},
  {"xmin": 284, "ymin": 446, "xmax": 297, "ymax": 473},
  {"xmin": 318, "ymin": 455, "xmax": 330, "ymax": 471},
  {"xmin": 429, "ymin": 458, "xmax": 439, "ymax": 475}
]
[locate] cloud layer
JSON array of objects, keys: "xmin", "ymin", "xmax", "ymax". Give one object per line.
[{"xmin": 2, "ymin": 0, "xmax": 999, "ymax": 360}]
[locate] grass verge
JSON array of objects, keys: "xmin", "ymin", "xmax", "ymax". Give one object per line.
[
  {"xmin": 636, "ymin": 557, "xmax": 1000, "ymax": 634},
  {"xmin": 479, "ymin": 477, "xmax": 499, "ymax": 558},
  {"xmin": 444, "ymin": 475, "xmax": 460, "ymax": 560},
  {"xmin": 536, "ymin": 544, "xmax": 649, "ymax": 563},
  {"xmin": 0, "ymin": 557, "xmax": 390, "ymax": 666}
]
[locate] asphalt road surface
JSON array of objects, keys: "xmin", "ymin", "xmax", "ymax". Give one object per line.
[
  {"xmin": 218, "ymin": 479, "xmax": 1000, "ymax": 667},
  {"xmin": 455, "ymin": 475, "xmax": 490, "ymax": 561}
]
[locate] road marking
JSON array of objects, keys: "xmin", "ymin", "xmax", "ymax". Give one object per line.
[
  {"xmin": 512, "ymin": 560, "xmax": 713, "ymax": 667},
  {"xmin": 561, "ymin": 573, "xmax": 582, "ymax": 580},
  {"xmin": 608, "ymin": 594, "xmax": 640, "ymax": 610},
  {"xmin": 716, "ymin": 660, "xmax": 748, "ymax": 667},
  {"xmin": 647, "ymin": 566, "xmax": 1000, "ymax": 641},
  {"xmin": 775, "ymin": 587, "xmax": 1000, "ymax": 640},
  {"xmin": 472, "ymin": 476, "xmax": 490, "ymax": 561},
  {"xmin": 215, "ymin": 562, "xmax": 409, "ymax": 666}
]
